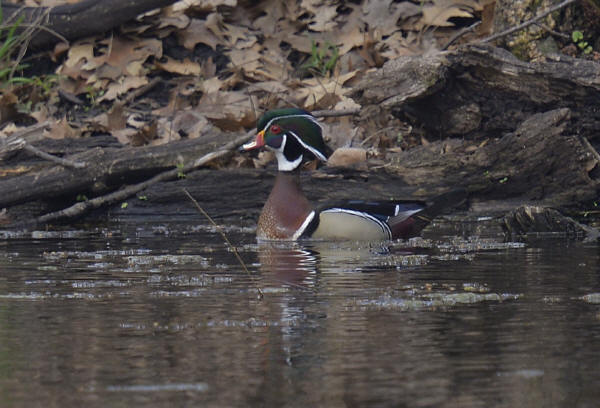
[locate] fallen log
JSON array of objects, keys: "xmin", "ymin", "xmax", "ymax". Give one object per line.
[
  {"xmin": 2, "ymin": 0, "xmax": 178, "ymax": 48},
  {"xmin": 503, "ymin": 206, "xmax": 599, "ymax": 241},
  {"xmin": 354, "ymin": 44, "xmax": 600, "ymax": 208},
  {"xmin": 383, "ymin": 108, "xmax": 598, "ymax": 207},
  {"xmin": 0, "ymin": 130, "xmax": 243, "ymax": 212}
]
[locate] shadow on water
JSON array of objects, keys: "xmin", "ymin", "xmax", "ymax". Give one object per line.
[{"xmin": 0, "ymin": 217, "xmax": 599, "ymax": 407}]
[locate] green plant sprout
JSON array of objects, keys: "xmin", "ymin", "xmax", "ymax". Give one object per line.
[
  {"xmin": 177, "ymin": 162, "xmax": 186, "ymax": 179},
  {"xmin": 0, "ymin": 5, "xmax": 61, "ymax": 96},
  {"xmin": 572, "ymin": 30, "xmax": 593, "ymax": 55},
  {"xmin": 0, "ymin": 7, "xmax": 27, "ymax": 85},
  {"xmin": 10, "ymin": 74, "xmax": 60, "ymax": 94},
  {"xmin": 84, "ymin": 86, "xmax": 105, "ymax": 106},
  {"xmin": 302, "ymin": 40, "xmax": 339, "ymax": 76}
]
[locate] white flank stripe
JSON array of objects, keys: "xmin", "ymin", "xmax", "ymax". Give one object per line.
[{"xmin": 292, "ymin": 211, "xmax": 316, "ymax": 240}]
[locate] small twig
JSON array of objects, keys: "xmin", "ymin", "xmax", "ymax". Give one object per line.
[
  {"xmin": 58, "ymin": 89, "xmax": 85, "ymax": 105},
  {"xmin": 6, "ymin": 7, "xmax": 52, "ymax": 81},
  {"xmin": 533, "ymin": 22, "xmax": 571, "ymax": 39},
  {"xmin": 23, "ymin": 143, "xmax": 86, "ymax": 168},
  {"xmin": 481, "ymin": 0, "xmax": 577, "ymax": 44},
  {"xmin": 182, "ymin": 188, "xmax": 264, "ymax": 300},
  {"xmin": 312, "ymin": 108, "xmax": 360, "ymax": 118},
  {"xmin": 360, "ymin": 126, "xmax": 397, "ymax": 146},
  {"xmin": 442, "ymin": 21, "xmax": 481, "ymax": 50},
  {"xmin": 8, "ymin": 23, "xmax": 69, "ymax": 44}
]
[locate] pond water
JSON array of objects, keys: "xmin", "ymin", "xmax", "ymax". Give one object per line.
[{"xmin": 0, "ymin": 217, "xmax": 599, "ymax": 407}]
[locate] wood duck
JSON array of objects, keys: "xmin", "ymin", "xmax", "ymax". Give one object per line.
[{"xmin": 242, "ymin": 108, "xmax": 465, "ymax": 241}]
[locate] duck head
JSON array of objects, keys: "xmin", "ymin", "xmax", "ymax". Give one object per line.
[{"xmin": 242, "ymin": 108, "xmax": 329, "ymax": 171}]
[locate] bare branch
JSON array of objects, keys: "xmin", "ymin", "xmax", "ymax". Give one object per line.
[{"xmin": 481, "ymin": 0, "xmax": 578, "ymax": 44}]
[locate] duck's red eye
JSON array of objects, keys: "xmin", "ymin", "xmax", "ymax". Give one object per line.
[{"xmin": 270, "ymin": 124, "xmax": 281, "ymax": 134}]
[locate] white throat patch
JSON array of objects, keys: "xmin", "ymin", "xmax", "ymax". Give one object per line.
[{"xmin": 268, "ymin": 134, "xmax": 303, "ymax": 171}]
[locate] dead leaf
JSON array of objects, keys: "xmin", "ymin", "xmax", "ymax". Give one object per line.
[
  {"xmin": 334, "ymin": 96, "xmax": 361, "ymax": 111},
  {"xmin": 252, "ymin": 151, "xmax": 275, "ymax": 168},
  {"xmin": 0, "ymin": 92, "xmax": 19, "ymax": 124},
  {"xmin": 44, "ymin": 119, "xmax": 79, "ymax": 140},
  {"xmin": 361, "ymin": 0, "xmax": 403, "ymax": 35},
  {"xmin": 107, "ymin": 103, "xmax": 128, "ymax": 129},
  {"xmin": 152, "ymin": 84, "xmax": 192, "ymax": 117},
  {"xmin": 307, "ymin": 5, "xmax": 338, "ymax": 32},
  {"xmin": 0, "ymin": 123, "xmax": 19, "ymax": 138},
  {"xmin": 156, "ymin": 57, "xmax": 202, "ymax": 76},
  {"xmin": 337, "ymin": 27, "xmax": 366, "ymax": 55},
  {"xmin": 101, "ymin": 37, "xmax": 162, "ymax": 76},
  {"xmin": 167, "ymin": 110, "xmax": 211, "ymax": 139},
  {"xmin": 227, "ymin": 48, "xmax": 261, "ymax": 73},
  {"xmin": 295, "ymin": 71, "xmax": 357, "ymax": 109},
  {"xmin": 157, "ymin": 14, "xmax": 190, "ymax": 30},
  {"xmin": 112, "ymin": 128, "xmax": 138, "ymax": 145},
  {"xmin": 201, "ymin": 76, "xmax": 224, "ymax": 93},
  {"xmin": 99, "ymin": 76, "xmax": 149, "ymax": 101},
  {"xmin": 51, "ymin": 42, "xmax": 70, "ymax": 61},
  {"xmin": 64, "ymin": 43, "xmax": 95, "ymax": 69},
  {"xmin": 178, "ymin": 17, "xmax": 221, "ymax": 50},
  {"xmin": 196, "ymin": 91, "xmax": 255, "ymax": 130},
  {"xmin": 421, "ymin": 0, "xmax": 478, "ymax": 27},
  {"xmin": 325, "ymin": 117, "xmax": 358, "ymax": 149}
]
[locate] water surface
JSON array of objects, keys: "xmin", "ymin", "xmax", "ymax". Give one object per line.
[{"xmin": 0, "ymin": 219, "xmax": 599, "ymax": 407}]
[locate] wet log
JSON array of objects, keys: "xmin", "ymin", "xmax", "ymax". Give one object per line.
[
  {"xmin": 0, "ymin": 131, "xmax": 241, "ymax": 212},
  {"xmin": 354, "ymin": 44, "xmax": 600, "ymax": 208},
  {"xmin": 503, "ymin": 206, "xmax": 599, "ymax": 240},
  {"xmin": 2, "ymin": 0, "xmax": 178, "ymax": 48},
  {"xmin": 382, "ymin": 108, "xmax": 598, "ymax": 207}
]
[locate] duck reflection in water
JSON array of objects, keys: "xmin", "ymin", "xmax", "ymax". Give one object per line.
[
  {"xmin": 256, "ymin": 242, "xmax": 318, "ymax": 289},
  {"xmin": 255, "ymin": 241, "xmax": 397, "ymax": 290}
]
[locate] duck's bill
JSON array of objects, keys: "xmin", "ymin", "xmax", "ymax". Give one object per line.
[{"xmin": 242, "ymin": 130, "xmax": 265, "ymax": 151}]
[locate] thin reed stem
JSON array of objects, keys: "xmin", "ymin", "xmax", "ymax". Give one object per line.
[{"xmin": 182, "ymin": 188, "xmax": 264, "ymax": 299}]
